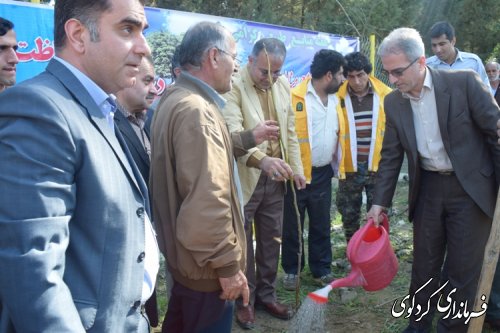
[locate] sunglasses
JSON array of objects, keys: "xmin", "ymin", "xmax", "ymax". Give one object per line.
[{"xmin": 381, "ymin": 57, "xmax": 419, "ymax": 78}]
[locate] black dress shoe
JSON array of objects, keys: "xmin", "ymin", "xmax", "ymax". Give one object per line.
[
  {"xmin": 255, "ymin": 301, "xmax": 293, "ymax": 320},
  {"xmin": 236, "ymin": 304, "xmax": 255, "ymax": 330}
]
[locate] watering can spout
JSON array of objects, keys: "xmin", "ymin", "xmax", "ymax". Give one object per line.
[{"xmin": 329, "ymin": 267, "xmax": 366, "ymax": 289}]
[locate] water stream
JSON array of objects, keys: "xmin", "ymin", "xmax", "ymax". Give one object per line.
[{"xmin": 288, "ymin": 297, "xmax": 327, "ymax": 332}]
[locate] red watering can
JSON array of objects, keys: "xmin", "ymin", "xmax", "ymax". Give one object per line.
[{"xmin": 309, "ymin": 214, "xmax": 399, "ymax": 303}]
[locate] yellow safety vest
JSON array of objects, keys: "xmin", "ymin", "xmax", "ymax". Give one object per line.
[
  {"xmin": 336, "ymin": 76, "xmax": 392, "ymax": 179},
  {"xmin": 291, "ymin": 78, "xmax": 313, "ymax": 183}
]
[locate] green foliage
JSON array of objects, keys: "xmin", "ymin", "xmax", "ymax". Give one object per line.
[
  {"xmin": 489, "ymin": 44, "xmax": 500, "ymax": 62},
  {"xmin": 148, "ymin": 0, "xmax": 500, "ymax": 62},
  {"xmin": 455, "ymin": 0, "xmax": 500, "ymax": 60},
  {"xmin": 146, "ymin": 32, "xmax": 182, "ymax": 80}
]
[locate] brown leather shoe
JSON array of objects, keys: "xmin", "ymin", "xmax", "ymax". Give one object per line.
[
  {"xmin": 236, "ymin": 304, "xmax": 255, "ymax": 330},
  {"xmin": 255, "ymin": 301, "xmax": 293, "ymax": 320}
]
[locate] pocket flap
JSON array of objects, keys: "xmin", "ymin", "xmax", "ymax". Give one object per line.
[{"xmin": 74, "ymin": 300, "xmax": 98, "ymax": 330}]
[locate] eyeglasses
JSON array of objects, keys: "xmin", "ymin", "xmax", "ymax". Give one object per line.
[
  {"xmin": 258, "ymin": 68, "xmax": 282, "ymax": 78},
  {"xmin": 381, "ymin": 57, "xmax": 419, "ymax": 78},
  {"xmin": 215, "ymin": 47, "xmax": 241, "ymax": 64}
]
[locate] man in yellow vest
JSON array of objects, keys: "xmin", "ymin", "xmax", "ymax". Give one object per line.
[
  {"xmin": 336, "ymin": 52, "xmax": 392, "ymax": 243},
  {"xmin": 282, "ymin": 50, "xmax": 346, "ymax": 290}
]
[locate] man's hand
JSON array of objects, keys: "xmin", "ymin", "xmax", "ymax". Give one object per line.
[
  {"xmin": 252, "ymin": 120, "xmax": 280, "ymax": 145},
  {"xmin": 366, "ymin": 204, "xmax": 386, "ymax": 227},
  {"xmin": 219, "ymin": 270, "xmax": 250, "ymax": 306},
  {"xmin": 497, "ymin": 119, "xmax": 500, "ymax": 144},
  {"xmin": 259, "ymin": 156, "xmax": 293, "ymax": 181},
  {"xmin": 293, "ymin": 174, "xmax": 306, "ymax": 190}
]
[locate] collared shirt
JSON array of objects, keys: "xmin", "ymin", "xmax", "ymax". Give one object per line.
[
  {"xmin": 118, "ymin": 106, "xmax": 151, "ymax": 158},
  {"xmin": 55, "ymin": 56, "xmax": 159, "ymax": 303},
  {"xmin": 54, "ymin": 57, "xmax": 116, "ymax": 131},
  {"xmin": 181, "ymin": 70, "xmax": 226, "ymax": 109},
  {"xmin": 403, "ymin": 68, "xmax": 453, "ymax": 172},
  {"xmin": 306, "ymin": 80, "xmax": 338, "ymax": 167},
  {"xmin": 426, "ymin": 48, "xmax": 489, "ymax": 88},
  {"xmin": 489, "ymin": 81, "xmax": 499, "ymax": 97}
]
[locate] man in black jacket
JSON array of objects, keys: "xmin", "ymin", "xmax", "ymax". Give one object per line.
[{"xmin": 115, "ymin": 54, "xmax": 160, "ymax": 328}]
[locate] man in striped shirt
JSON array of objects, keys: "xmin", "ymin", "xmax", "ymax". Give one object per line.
[{"xmin": 335, "ymin": 52, "xmax": 392, "ymax": 243}]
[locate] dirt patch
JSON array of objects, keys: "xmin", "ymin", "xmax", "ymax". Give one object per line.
[
  {"xmin": 231, "ymin": 221, "xmax": 414, "ymax": 333},
  {"xmin": 154, "ymin": 176, "xmax": 497, "ymax": 332}
]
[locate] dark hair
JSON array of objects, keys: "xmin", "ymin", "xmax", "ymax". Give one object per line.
[
  {"xmin": 309, "ymin": 49, "xmax": 346, "ymax": 79},
  {"xmin": 54, "ymin": 0, "xmax": 145, "ymax": 50},
  {"xmin": 0, "ymin": 17, "xmax": 14, "ymax": 37},
  {"xmin": 178, "ymin": 21, "xmax": 230, "ymax": 69},
  {"xmin": 251, "ymin": 38, "xmax": 286, "ymax": 60},
  {"xmin": 343, "ymin": 52, "xmax": 372, "ymax": 75},
  {"xmin": 429, "ymin": 21, "xmax": 455, "ymax": 41}
]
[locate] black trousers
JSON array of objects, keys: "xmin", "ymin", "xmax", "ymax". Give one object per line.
[
  {"xmin": 281, "ymin": 165, "xmax": 333, "ymax": 278},
  {"xmin": 162, "ymin": 281, "xmax": 234, "ymax": 333},
  {"xmin": 406, "ymin": 170, "xmax": 490, "ymax": 333}
]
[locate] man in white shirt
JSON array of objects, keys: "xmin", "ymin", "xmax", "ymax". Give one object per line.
[
  {"xmin": 486, "ymin": 60, "xmax": 500, "ymax": 105},
  {"xmin": 426, "ymin": 21, "xmax": 489, "ymax": 88},
  {"xmin": 281, "ymin": 49, "xmax": 345, "ymax": 290}
]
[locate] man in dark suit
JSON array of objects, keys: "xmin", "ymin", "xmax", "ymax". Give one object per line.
[
  {"xmin": 367, "ymin": 27, "xmax": 500, "ymax": 333},
  {"xmin": 115, "ymin": 55, "xmax": 156, "ymax": 183},
  {"xmin": 0, "ymin": 0, "xmax": 159, "ymax": 332},
  {"xmin": 115, "ymin": 54, "xmax": 161, "ymax": 328}
]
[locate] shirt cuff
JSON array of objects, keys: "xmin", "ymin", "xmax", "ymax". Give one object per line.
[
  {"xmin": 247, "ymin": 150, "xmax": 267, "ymax": 168},
  {"xmin": 238, "ymin": 129, "xmax": 256, "ymax": 150}
]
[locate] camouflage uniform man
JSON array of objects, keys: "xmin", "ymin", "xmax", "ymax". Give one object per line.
[{"xmin": 336, "ymin": 52, "xmax": 392, "ymax": 242}]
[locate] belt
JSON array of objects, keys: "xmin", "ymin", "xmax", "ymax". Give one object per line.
[
  {"xmin": 422, "ymin": 169, "xmax": 455, "ymax": 176},
  {"xmin": 312, "ymin": 164, "xmax": 330, "ymax": 169}
]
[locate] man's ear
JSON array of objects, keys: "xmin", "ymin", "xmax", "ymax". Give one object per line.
[
  {"xmin": 450, "ymin": 36, "xmax": 456, "ymax": 47},
  {"xmin": 64, "ymin": 18, "xmax": 87, "ymax": 54},
  {"xmin": 207, "ymin": 47, "xmax": 218, "ymax": 68}
]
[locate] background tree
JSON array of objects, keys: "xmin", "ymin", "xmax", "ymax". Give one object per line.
[
  {"xmin": 453, "ymin": 0, "xmax": 500, "ymax": 60},
  {"xmin": 147, "ymin": 0, "xmax": 500, "ymax": 62},
  {"xmin": 146, "ymin": 32, "xmax": 182, "ymax": 81}
]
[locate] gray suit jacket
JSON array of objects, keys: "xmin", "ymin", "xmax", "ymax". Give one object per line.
[
  {"xmin": 0, "ymin": 59, "xmax": 149, "ymax": 332},
  {"xmin": 373, "ymin": 67, "xmax": 500, "ymax": 221}
]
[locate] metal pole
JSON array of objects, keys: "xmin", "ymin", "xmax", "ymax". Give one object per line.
[{"xmin": 370, "ymin": 34, "xmax": 376, "ymax": 72}]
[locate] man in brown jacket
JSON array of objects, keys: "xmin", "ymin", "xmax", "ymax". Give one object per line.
[{"xmin": 150, "ymin": 22, "xmax": 249, "ymax": 333}]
